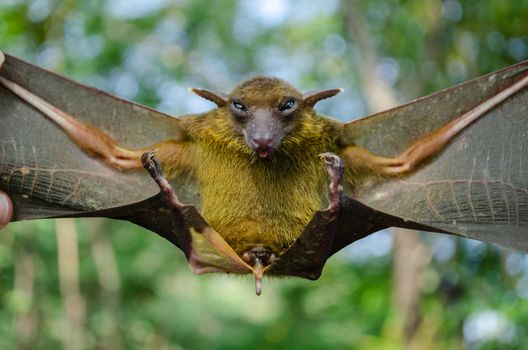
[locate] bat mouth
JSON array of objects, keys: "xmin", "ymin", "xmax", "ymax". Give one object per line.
[
  {"xmin": 251, "ymin": 145, "xmax": 274, "ymax": 158},
  {"xmin": 248, "ymin": 136, "xmax": 276, "ymax": 158},
  {"xmin": 242, "ymin": 246, "xmax": 277, "ymax": 295},
  {"xmin": 257, "ymin": 148, "xmax": 271, "ymax": 158}
]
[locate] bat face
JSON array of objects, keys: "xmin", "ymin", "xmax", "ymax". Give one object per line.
[
  {"xmin": 223, "ymin": 76, "xmax": 304, "ymax": 158},
  {"xmin": 226, "ymin": 77, "xmax": 346, "ymax": 159},
  {"xmin": 228, "ymin": 92, "xmax": 301, "ymax": 158}
]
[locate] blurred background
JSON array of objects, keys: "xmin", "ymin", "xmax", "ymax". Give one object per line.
[{"xmin": 1, "ymin": 0, "xmax": 528, "ymax": 349}]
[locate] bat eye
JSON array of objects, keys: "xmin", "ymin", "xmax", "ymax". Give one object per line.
[
  {"xmin": 279, "ymin": 99, "xmax": 296, "ymax": 112},
  {"xmin": 232, "ymin": 101, "xmax": 247, "ymax": 112}
]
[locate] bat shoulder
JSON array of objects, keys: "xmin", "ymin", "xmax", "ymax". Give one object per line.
[
  {"xmin": 176, "ymin": 110, "xmax": 248, "ymax": 151},
  {"xmin": 174, "ymin": 111, "xmax": 221, "ymax": 138},
  {"xmin": 313, "ymin": 113, "xmax": 344, "ymax": 132},
  {"xmin": 301, "ymin": 112, "xmax": 344, "ymax": 146}
]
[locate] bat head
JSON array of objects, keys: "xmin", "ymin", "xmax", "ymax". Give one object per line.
[{"xmin": 190, "ymin": 77, "xmax": 343, "ymax": 158}]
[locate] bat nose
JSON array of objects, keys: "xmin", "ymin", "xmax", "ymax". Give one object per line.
[
  {"xmin": 252, "ymin": 137, "xmax": 273, "ymax": 148},
  {"xmin": 251, "ymin": 137, "xmax": 274, "ymax": 158}
]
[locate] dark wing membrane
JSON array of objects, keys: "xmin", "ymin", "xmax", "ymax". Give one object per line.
[
  {"xmin": 342, "ymin": 60, "xmax": 528, "ymax": 251},
  {"xmin": 0, "ymin": 54, "xmax": 197, "ymax": 220}
]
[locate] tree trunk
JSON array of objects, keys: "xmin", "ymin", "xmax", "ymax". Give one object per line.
[{"xmin": 343, "ymin": 1, "xmax": 426, "ymax": 344}]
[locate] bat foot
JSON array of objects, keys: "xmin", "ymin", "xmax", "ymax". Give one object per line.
[
  {"xmin": 318, "ymin": 152, "xmax": 344, "ymax": 214},
  {"xmin": 242, "ymin": 246, "xmax": 277, "ymax": 296}
]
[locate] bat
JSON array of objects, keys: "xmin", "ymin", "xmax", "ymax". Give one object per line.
[{"xmin": 0, "ymin": 51, "xmax": 527, "ymax": 294}]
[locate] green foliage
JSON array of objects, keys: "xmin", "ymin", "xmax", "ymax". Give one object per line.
[{"xmin": 0, "ymin": 0, "xmax": 527, "ymax": 348}]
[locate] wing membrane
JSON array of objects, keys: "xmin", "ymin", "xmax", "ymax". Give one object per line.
[
  {"xmin": 0, "ymin": 54, "xmax": 197, "ymax": 220},
  {"xmin": 343, "ymin": 61, "xmax": 528, "ymax": 250}
]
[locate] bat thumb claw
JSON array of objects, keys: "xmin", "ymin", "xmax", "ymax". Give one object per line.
[
  {"xmin": 0, "ymin": 51, "xmax": 4, "ymax": 70},
  {"xmin": 141, "ymin": 151, "xmax": 164, "ymax": 177},
  {"xmin": 141, "ymin": 151, "xmax": 155, "ymax": 165}
]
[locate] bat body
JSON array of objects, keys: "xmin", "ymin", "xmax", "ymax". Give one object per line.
[{"xmin": 1, "ymin": 51, "xmax": 527, "ymax": 294}]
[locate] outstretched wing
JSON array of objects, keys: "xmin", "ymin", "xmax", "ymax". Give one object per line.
[
  {"xmin": 340, "ymin": 60, "xmax": 528, "ymax": 251},
  {"xmin": 0, "ymin": 53, "xmax": 197, "ymax": 220}
]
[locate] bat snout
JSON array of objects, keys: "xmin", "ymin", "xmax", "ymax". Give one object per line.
[{"xmin": 251, "ymin": 137, "xmax": 274, "ymax": 158}]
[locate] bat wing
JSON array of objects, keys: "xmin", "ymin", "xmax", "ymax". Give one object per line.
[
  {"xmin": 0, "ymin": 53, "xmax": 198, "ymax": 220},
  {"xmin": 339, "ymin": 60, "xmax": 528, "ymax": 251}
]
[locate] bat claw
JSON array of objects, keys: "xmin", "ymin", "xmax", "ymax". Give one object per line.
[
  {"xmin": 141, "ymin": 151, "xmax": 163, "ymax": 177},
  {"xmin": 318, "ymin": 152, "xmax": 344, "ymax": 214},
  {"xmin": 0, "ymin": 51, "xmax": 4, "ymax": 70},
  {"xmin": 318, "ymin": 152, "xmax": 344, "ymax": 173}
]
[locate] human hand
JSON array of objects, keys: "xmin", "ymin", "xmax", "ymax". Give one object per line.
[{"xmin": 0, "ymin": 190, "xmax": 13, "ymax": 229}]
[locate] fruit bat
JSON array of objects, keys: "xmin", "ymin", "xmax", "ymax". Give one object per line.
[{"xmin": 0, "ymin": 51, "xmax": 527, "ymax": 294}]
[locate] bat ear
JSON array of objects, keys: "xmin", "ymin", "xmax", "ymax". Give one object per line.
[
  {"xmin": 189, "ymin": 87, "xmax": 229, "ymax": 107},
  {"xmin": 0, "ymin": 51, "xmax": 5, "ymax": 69},
  {"xmin": 302, "ymin": 88, "xmax": 344, "ymax": 108}
]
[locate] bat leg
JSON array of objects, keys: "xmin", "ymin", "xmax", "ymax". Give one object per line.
[
  {"xmin": 343, "ymin": 73, "xmax": 528, "ymax": 176},
  {"xmin": 141, "ymin": 152, "xmax": 276, "ymax": 293},
  {"xmin": 0, "ymin": 75, "xmax": 144, "ymax": 169}
]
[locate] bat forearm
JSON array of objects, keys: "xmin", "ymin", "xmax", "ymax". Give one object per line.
[
  {"xmin": 343, "ymin": 72, "xmax": 528, "ymax": 177},
  {"xmin": 0, "ymin": 74, "xmax": 194, "ymax": 172},
  {"xmin": 0, "ymin": 75, "xmax": 143, "ymax": 168}
]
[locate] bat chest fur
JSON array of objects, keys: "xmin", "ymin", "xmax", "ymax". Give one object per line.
[{"xmin": 196, "ymin": 147, "xmax": 329, "ymax": 256}]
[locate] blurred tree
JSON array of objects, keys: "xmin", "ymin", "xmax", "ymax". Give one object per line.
[{"xmin": 0, "ymin": 0, "xmax": 527, "ymax": 349}]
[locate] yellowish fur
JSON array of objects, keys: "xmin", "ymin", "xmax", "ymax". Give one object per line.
[{"xmin": 175, "ymin": 109, "xmax": 342, "ymax": 256}]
